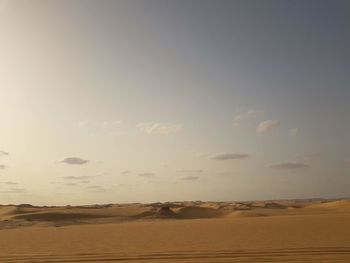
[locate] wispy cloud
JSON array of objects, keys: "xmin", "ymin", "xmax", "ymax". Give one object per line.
[
  {"xmin": 79, "ymin": 120, "xmax": 123, "ymax": 136},
  {"xmin": 0, "ymin": 188, "xmax": 26, "ymax": 193},
  {"xmin": 80, "ymin": 180, "xmax": 90, "ymax": 184},
  {"xmin": 136, "ymin": 122, "xmax": 182, "ymax": 134},
  {"xmin": 269, "ymin": 162, "xmax": 309, "ymax": 169},
  {"xmin": 102, "ymin": 120, "xmax": 122, "ymax": 127},
  {"xmin": 62, "ymin": 175, "xmax": 94, "ymax": 180},
  {"xmin": 64, "ymin": 183, "xmax": 77, "ymax": 186},
  {"xmin": 121, "ymin": 170, "xmax": 130, "ymax": 174},
  {"xmin": 218, "ymin": 171, "xmax": 233, "ymax": 177},
  {"xmin": 0, "ymin": 150, "xmax": 9, "ymax": 157},
  {"xmin": 257, "ymin": 120, "xmax": 279, "ymax": 133},
  {"xmin": 60, "ymin": 157, "xmax": 89, "ymax": 165},
  {"xmin": 180, "ymin": 176, "xmax": 200, "ymax": 180},
  {"xmin": 178, "ymin": 169, "xmax": 203, "ymax": 173},
  {"xmin": 0, "ymin": 164, "xmax": 7, "ymax": 169},
  {"xmin": 290, "ymin": 128, "xmax": 299, "ymax": 136},
  {"xmin": 234, "ymin": 109, "xmax": 261, "ymax": 126},
  {"xmin": 87, "ymin": 185, "xmax": 106, "ymax": 192},
  {"xmin": 138, "ymin": 173, "xmax": 156, "ymax": 178},
  {"xmin": 78, "ymin": 119, "xmax": 96, "ymax": 128},
  {"xmin": 210, "ymin": 153, "xmax": 249, "ymax": 161},
  {"xmin": 1, "ymin": 181, "xmax": 18, "ymax": 185}
]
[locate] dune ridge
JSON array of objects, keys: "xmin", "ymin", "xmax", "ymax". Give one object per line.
[{"xmin": 1, "ymin": 198, "xmax": 349, "ymax": 228}]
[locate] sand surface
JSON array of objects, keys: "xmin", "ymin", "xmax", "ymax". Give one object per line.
[{"xmin": 1, "ymin": 199, "xmax": 350, "ymax": 262}]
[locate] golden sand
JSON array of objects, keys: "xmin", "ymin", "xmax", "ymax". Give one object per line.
[{"xmin": 0, "ymin": 199, "xmax": 349, "ymax": 262}]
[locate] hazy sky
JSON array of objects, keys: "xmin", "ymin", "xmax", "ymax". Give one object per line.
[{"xmin": 1, "ymin": 0, "xmax": 349, "ymax": 205}]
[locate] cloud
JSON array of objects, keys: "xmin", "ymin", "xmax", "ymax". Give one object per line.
[
  {"xmin": 88, "ymin": 185, "xmax": 103, "ymax": 189},
  {"xmin": 1, "ymin": 181, "xmax": 18, "ymax": 185},
  {"xmin": 257, "ymin": 120, "xmax": 279, "ymax": 133},
  {"xmin": 193, "ymin": 152, "xmax": 207, "ymax": 158},
  {"xmin": 87, "ymin": 185, "xmax": 106, "ymax": 192},
  {"xmin": 180, "ymin": 176, "xmax": 200, "ymax": 180},
  {"xmin": 290, "ymin": 128, "xmax": 299, "ymax": 136},
  {"xmin": 78, "ymin": 120, "xmax": 96, "ymax": 128},
  {"xmin": 102, "ymin": 120, "xmax": 122, "ymax": 127},
  {"xmin": 138, "ymin": 173, "xmax": 156, "ymax": 178},
  {"xmin": 210, "ymin": 153, "xmax": 249, "ymax": 161},
  {"xmin": 0, "ymin": 164, "xmax": 7, "ymax": 169},
  {"xmin": 0, "ymin": 150, "xmax": 9, "ymax": 157},
  {"xmin": 64, "ymin": 183, "xmax": 77, "ymax": 186},
  {"xmin": 178, "ymin": 169, "xmax": 203, "ymax": 173},
  {"xmin": 121, "ymin": 170, "xmax": 130, "ymax": 174},
  {"xmin": 136, "ymin": 122, "xmax": 182, "ymax": 134},
  {"xmin": 0, "ymin": 188, "xmax": 26, "ymax": 193},
  {"xmin": 79, "ymin": 120, "xmax": 124, "ymax": 136},
  {"xmin": 218, "ymin": 171, "xmax": 233, "ymax": 177},
  {"xmin": 60, "ymin": 157, "xmax": 89, "ymax": 165},
  {"xmin": 269, "ymin": 162, "xmax": 309, "ymax": 169},
  {"xmin": 80, "ymin": 180, "xmax": 90, "ymax": 184},
  {"xmin": 62, "ymin": 175, "xmax": 94, "ymax": 180},
  {"xmin": 233, "ymin": 109, "xmax": 261, "ymax": 126}
]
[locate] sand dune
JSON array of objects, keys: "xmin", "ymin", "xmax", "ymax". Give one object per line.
[
  {"xmin": 177, "ymin": 206, "xmax": 226, "ymax": 219},
  {"xmin": 306, "ymin": 199, "xmax": 350, "ymax": 210},
  {"xmin": 1, "ymin": 199, "xmax": 350, "ymax": 262}
]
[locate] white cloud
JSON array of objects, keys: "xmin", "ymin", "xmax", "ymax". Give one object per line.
[
  {"xmin": 79, "ymin": 120, "xmax": 124, "ymax": 136},
  {"xmin": 102, "ymin": 120, "xmax": 122, "ymax": 127},
  {"xmin": 269, "ymin": 162, "xmax": 309, "ymax": 169},
  {"xmin": 233, "ymin": 109, "xmax": 261, "ymax": 126},
  {"xmin": 136, "ymin": 122, "xmax": 182, "ymax": 135},
  {"xmin": 257, "ymin": 120, "xmax": 279, "ymax": 133},
  {"xmin": 290, "ymin": 128, "xmax": 299, "ymax": 136},
  {"xmin": 60, "ymin": 157, "xmax": 89, "ymax": 165},
  {"xmin": 210, "ymin": 152, "xmax": 249, "ymax": 161},
  {"xmin": 78, "ymin": 120, "xmax": 96, "ymax": 128}
]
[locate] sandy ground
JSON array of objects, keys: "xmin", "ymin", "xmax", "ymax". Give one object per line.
[{"xmin": 0, "ymin": 199, "xmax": 350, "ymax": 262}]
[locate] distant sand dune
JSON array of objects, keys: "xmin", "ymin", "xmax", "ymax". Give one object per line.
[
  {"xmin": 306, "ymin": 200, "xmax": 350, "ymax": 210},
  {"xmin": 1, "ymin": 199, "xmax": 350, "ymax": 227}
]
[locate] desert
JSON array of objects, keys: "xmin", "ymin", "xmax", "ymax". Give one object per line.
[
  {"xmin": 1, "ymin": 0, "xmax": 350, "ymax": 262},
  {"xmin": 1, "ymin": 199, "xmax": 350, "ymax": 262}
]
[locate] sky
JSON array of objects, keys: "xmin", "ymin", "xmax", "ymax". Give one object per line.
[{"xmin": 0, "ymin": 0, "xmax": 349, "ymax": 205}]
